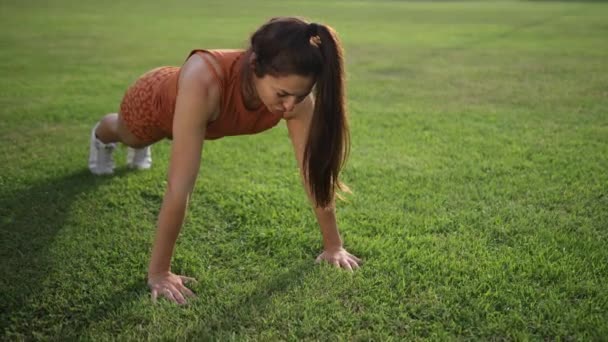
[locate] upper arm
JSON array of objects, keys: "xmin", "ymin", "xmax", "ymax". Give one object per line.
[
  {"xmin": 167, "ymin": 54, "xmax": 220, "ymax": 195},
  {"xmin": 285, "ymin": 94, "xmax": 314, "ymax": 170}
]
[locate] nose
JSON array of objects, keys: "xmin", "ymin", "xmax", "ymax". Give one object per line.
[{"xmin": 282, "ymin": 98, "xmax": 296, "ymax": 112}]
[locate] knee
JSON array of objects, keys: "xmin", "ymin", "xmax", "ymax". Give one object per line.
[{"xmin": 100, "ymin": 113, "xmax": 119, "ymax": 128}]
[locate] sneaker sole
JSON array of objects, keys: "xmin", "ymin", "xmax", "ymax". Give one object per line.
[{"xmin": 89, "ymin": 167, "xmax": 114, "ymax": 175}]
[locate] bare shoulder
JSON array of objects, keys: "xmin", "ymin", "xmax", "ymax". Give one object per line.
[
  {"xmin": 283, "ymin": 93, "xmax": 314, "ymax": 121},
  {"xmin": 180, "ymin": 53, "xmax": 221, "ymax": 96},
  {"xmin": 183, "ymin": 52, "xmax": 223, "ymax": 81},
  {"xmin": 176, "ymin": 53, "xmax": 222, "ymax": 123}
]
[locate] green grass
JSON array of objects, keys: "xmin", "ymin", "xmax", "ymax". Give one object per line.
[{"xmin": 1, "ymin": 0, "xmax": 607, "ymax": 340}]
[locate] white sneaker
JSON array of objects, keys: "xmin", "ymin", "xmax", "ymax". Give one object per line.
[
  {"xmin": 88, "ymin": 123, "xmax": 116, "ymax": 175},
  {"xmin": 126, "ymin": 146, "xmax": 152, "ymax": 170}
]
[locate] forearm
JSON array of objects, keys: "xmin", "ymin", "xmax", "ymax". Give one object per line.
[
  {"xmin": 300, "ymin": 174, "xmax": 344, "ymax": 250},
  {"xmin": 313, "ymin": 205, "xmax": 343, "ymax": 251},
  {"xmin": 148, "ymin": 190, "xmax": 189, "ymax": 275}
]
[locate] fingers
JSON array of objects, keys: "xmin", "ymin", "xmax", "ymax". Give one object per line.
[
  {"xmin": 179, "ymin": 276, "xmax": 198, "ymax": 284},
  {"xmin": 316, "ymin": 250, "xmax": 362, "ymax": 271},
  {"xmin": 179, "ymin": 284, "xmax": 196, "ymax": 298},
  {"xmin": 152, "ymin": 285, "xmax": 195, "ymax": 305},
  {"xmin": 350, "ymin": 254, "xmax": 362, "ymax": 264},
  {"xmin": 168, "ymin": 285, "xmax": 187, "ymax": 305},
  {"xmin": 159, "ymin": 288, "xmax": 177, "ymax": 303},
  {"xmin": 149, "ymin": 273, "xmax": 198, "ymax": 305},
  {"xmin": 347, "ymin": 258, "xmax": 360, "ymax": 270},
  {"xmin": 158, "ymin": 286, "xmax": 184, "ymax": 305},
  {"xmin": 341, "ymin": 259, "xmax": 354, "ymax": 272}
]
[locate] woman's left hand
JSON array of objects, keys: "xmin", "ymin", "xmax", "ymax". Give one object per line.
[{"xmin": 315, "ymin": 247, "xmax": 362, "ymax": 271}]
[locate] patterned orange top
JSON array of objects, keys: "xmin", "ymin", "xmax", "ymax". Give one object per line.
[{"xmin": 144, "ymin": 49, "xmax": 283, "ymax": 141}]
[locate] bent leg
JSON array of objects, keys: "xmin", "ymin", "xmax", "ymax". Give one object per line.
[
  {"xmin": 89, "ymin": 113, "xmax": 159, "ymax": 174},
  {"xmin": 95, "ymin": 113, "xmax": 159, "ymax": 148}
]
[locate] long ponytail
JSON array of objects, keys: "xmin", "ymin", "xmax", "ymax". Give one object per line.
[{"xmin": 303, "ymin": 23, "xmax": 350, "ymax": 208}]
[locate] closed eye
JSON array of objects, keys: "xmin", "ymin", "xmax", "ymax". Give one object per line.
[{"xmin": 277, "ymin": 91, "xmax": 308, "ymax": 103}]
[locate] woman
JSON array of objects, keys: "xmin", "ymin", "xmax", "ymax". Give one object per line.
[{"xmin": 89, "ymin": 17, "xmax": 362, "ymax": 304}]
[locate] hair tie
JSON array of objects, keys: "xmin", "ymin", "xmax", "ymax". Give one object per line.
[
  {"xmin": 308, "ymin": 23, "xmax": 322, "ymax": 47},
  {"xmin": 307, "ymin": 22, "xmax": 319, "ymax": 37}
]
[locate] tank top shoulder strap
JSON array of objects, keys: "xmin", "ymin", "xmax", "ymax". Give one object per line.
[{"xmin": 186, "ymin": 49, "xmax": 225, "ymax": 85}]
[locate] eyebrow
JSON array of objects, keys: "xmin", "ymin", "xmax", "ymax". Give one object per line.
[{"xmin": 279, "ymin": 89, "xmax": 309, "ymax": 97}]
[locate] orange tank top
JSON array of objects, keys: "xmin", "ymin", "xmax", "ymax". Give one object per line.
[{"xmin": 154, "ymin": 49, "xmax": 282, "ymax": 140}]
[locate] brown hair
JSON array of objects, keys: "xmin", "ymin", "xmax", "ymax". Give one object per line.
[{"xmin": 249, "ymin": 17, "xmax": 350, "ymax": 208}]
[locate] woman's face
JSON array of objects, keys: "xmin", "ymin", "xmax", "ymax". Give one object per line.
[{"xmin": 253, "ymin": 73, "xmax": 315, "ymax": 115}]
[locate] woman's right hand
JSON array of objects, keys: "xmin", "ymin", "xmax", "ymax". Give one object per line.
[{"xmin": 147, "ymin": 272, "xmax": 197, "ymax": 305}]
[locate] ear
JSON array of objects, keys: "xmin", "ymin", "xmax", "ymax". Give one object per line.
[
  {"xmin": 249, "ymin": 52, "xmax": 258, "ymax": 73},
  {"xmin": 249, "ymin": 51, "xmax": 268, "ymax": 78}
]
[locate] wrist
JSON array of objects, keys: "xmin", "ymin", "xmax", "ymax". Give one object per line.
[
  {"xmin": 323, "ymin": 244, "xmax": 344, "ymax": 253},
  {"xmin": 147, "ymin": 265, "xmax": 171, "ymax": 278}
]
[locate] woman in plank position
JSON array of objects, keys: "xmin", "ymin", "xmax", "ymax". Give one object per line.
[{"xmin": 88, "ymin": 17, "xmax": 361, "ymax": 304}]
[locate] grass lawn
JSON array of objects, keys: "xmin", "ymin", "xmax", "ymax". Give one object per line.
[{"xmin": 1, "ymin": 0, "xmax": 607, "ymax": 340}]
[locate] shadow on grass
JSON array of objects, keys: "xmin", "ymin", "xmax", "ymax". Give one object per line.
[
  {"xmin": 72, "ymin": 185, "xmax": 317, "ymax": 339},
  {"xmin": 67, "ymin": 259, "xmax": 315, "ymax": 339},
  {"xmin": 2, "ymin": 167, "xmax": 318, "ymax": 339},
  {"xmin": 187, "ymin": 260, "xmax": 315, "ymax": 338},
  {"xmin": 0, "ymin": 168, "xmax": 131, "ymax": 338}
]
